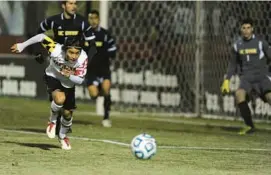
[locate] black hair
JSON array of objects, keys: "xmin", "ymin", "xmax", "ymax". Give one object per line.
[
  {"xmin": 89, "ymin": 9, "xmax": 99, "ymax": 17},
  {"xmin": 63, "ymin": 36, "xmax": 84, "ymax": 51},
  {"xmin": 241, "ymin": 18, "xmax": 253, "ymax": 26}
]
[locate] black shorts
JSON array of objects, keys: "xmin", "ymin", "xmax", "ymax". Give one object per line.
[
  {"xmin": 239, "ymin": 74, "xmax": 271, "ymax": 102},
  {"xmin": 43, "ymin": 74, "xmax": 76, "ymax": 110},
  {"xmin": 85, "ymin": 72, "xmax": 111, "ymax": 87}
]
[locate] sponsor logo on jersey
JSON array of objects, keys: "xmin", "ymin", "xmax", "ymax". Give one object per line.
[
  {"xmin": 57, "ymin": 31, "xmax": 79, "ymax": 36},
  {"xmin": 239, "ymin": 48, "xmax": 257, "ymax": 55}
]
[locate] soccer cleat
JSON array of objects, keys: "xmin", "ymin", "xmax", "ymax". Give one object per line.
[
  {"xmin": 59, "ymin": 137, "xmax": 71, "ymax": 150},
  {"xmin": 238, "ymin": 126, "xmax": 255, "ymax": 135},
  {"xmin": 46, "ymin": 122, "xmax": 56, "ymax": 138},
  {"xmin": 102, "ymin": 119, "xmax": 112, "ymax": 128}
]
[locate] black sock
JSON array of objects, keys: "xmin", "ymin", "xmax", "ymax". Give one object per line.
[
  {"xmin": 55, "ymin": 113, "xmax": 61, "ymax": 135},
  {"xmin": 103, "ymin": 95, "xmax": 111, "ymax": 120},
  {"xmin": 238, "ymin": 101, "xmax": 254, "ymax": 128}
]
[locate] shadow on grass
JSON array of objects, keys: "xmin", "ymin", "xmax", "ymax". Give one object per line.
[
  {"xmin": 204, "ymin": 125, "xmax": 242, "ymax": 132},
  {"xmin": 219, "ymin": 126, "xmax": 242, "ymax": 132},
  {"xmin": 16, "ymin": 128, "xmax": 45, "ymax": 133},
  {"xmin": 3, "ymin": 141, "xmax": 59, "ymax": 150},
  {"xmin": 73, "ymin": 120, "xmax": 94, "ymax": 126}
]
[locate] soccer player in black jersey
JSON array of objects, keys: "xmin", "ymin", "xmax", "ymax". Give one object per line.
[
  {"xmin": 86, "ymin": 10, "xmax": 117, "ymax": 127},
  {"xmin": 221, "ymin": 18, "xmax": 271, "ymax": 135},
  {"xmin": 37, "ymin": 0, "xmax": 96, "ymax": 63}
]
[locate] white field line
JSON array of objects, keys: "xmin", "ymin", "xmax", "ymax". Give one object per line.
[{"xmin": 1, "ymin": 128, "xmax": 271, "ymax": 152}]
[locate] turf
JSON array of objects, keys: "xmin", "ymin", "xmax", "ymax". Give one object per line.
[{"xmin": 0, "ymin": 97, "xmax": 270, "ymax": 175}]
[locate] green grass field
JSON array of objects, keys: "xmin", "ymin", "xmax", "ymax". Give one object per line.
[{"xmin": 0, "ymin": 97, "xmax": 270, "ymax": 175}]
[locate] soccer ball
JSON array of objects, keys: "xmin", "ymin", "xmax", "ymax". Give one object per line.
[{"xmin": 130, "ymin": 133, "xmax": 157, "ymax": 160}]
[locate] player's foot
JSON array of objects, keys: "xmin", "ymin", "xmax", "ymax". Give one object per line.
[
  {"xmin": 238, "ymin": 126, "xmax": 255, "ymax": 135},
  {"xmin": 46, "ymin": 122, "xmax": 56, "ymax": 138},
  {"xmin": 59, "ymin": 137, "xmax": 71, "ymax": 150},
  {"xmin": 102, "ymin": 119, "xmax": 112, "ymax": 128}
]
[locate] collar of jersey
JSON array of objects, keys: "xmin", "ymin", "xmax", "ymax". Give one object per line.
[
  {"xmin": 61, "ymin": 13, "xmax": 76, "ymax": 20},
  {"xmin": 93, "ymin": 26, "xmax": 101, "ymax": 32},
  {"xmin": 242, "ymin": 34, "xmax": 255, "ymax": 42}
]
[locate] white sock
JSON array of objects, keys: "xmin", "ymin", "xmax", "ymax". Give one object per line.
[
  {"xmin": 50, "ymin": 101, "xmax": 62, "ymax": 123},
  {"xmin": 59, "ymin": 116, "xmax": 73, "ymax": 139}
]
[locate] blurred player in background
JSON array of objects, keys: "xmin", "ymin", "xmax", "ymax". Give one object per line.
[
  {"xmin": 11, "ymin": 34, "xmax": 88, "ymax": 150},
  {"xmin": 37, "ymin": 0, "xmax": 96, "ymax": 133},
  {"xmin": 87, "ymin": 10, "xmax": 117, "ymax": 127},
  {"xmin": 221, "ymin": 18, "xmax": 271, "ymax": 135},
  {"xmin": 38, "ymin": 0, "xmax": 95, "ymax": 47}
]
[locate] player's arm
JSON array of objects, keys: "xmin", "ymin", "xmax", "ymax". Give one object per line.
[
  {"xmin": 37, "ymin": 17, "xmax": 53, "ymax": 33},
  {"xmin": 226, "ymin": 46, "xmax": 238, "ymax": 79},
  {"xmin": 11, "ymin": 34, "xmax": 56, "ymax": 54},
  {"xmin": 34, "ymin": 17, "xmax": 54, "ymax": 64},
  {"xmin": 262, "ymin": 40, "xmax": 271, "ymax": 59},
  {"xmin": 68, "ymin": 58, "xmax": 88, "ymax": 85},
  {"xmin": 107, "ymin": 32, "xmax": 117, "ymax": 58},
  {"xmin": 221, "ymin": 44, "xmax": 239, "ymax": 93},
  {"xmin": 83, "ymin": 26, "xmax": 97, "ymax": 60}
]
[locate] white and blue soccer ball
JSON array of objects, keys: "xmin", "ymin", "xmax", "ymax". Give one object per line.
[{"xmin": 130, "ymin": 133, "xmax": 157, "ymax": 160}]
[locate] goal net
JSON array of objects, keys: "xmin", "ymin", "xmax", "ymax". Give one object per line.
[{"xmin": 106, "ymin": 1, "xmax": 271, "ymax": 120}]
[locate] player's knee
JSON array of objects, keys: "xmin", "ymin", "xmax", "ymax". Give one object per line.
[
  {"xmin": 53, "ymin": 91, "xmax": 66, "ymax": 105},
  {"xmin": 88, "ymin": 86, "xmax": 99, "ymax": 99},
  {"xmin": 235, "ymin": 89, "xmax": 246, "ymax": 103},
  {"xmin": 102, "ymin": 86, "xmax": 110, "ymax": 96},
  {"xmin": 63, "ymin": 110, "xmax": 73, "ymax": 120},
  {"xmin": 61, "ymin": 110, "xmax": 73, "ymax": 127}
]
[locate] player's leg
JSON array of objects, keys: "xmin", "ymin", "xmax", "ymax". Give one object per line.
[
  {"xmin": 47, "ymin": 90, "xmax": 66, "ymax": 138},
  {"xmin": 88, "ymin": 85, "xmax": 99, "ymax": 99},
  {"xmin": 59, "ymin": 109, "xmax": 73, "ymax": 150},
  {"xmin": 58, "ymin": 87, "xmax": 76, "ymax": 150},
  {"xmin": 86, "ymin": 74, "xmax": 101, "ymax": 124},
  {"xmin": 86, "ymin": 73, "xmax": 99, "ymax": 99},
  {"xmin": 236, "ymin": 78, "xmax": 254, "ymax": 135},
  {"xmin": 44, "ymin": 75, "xmax": 65, "ymax": 138},
  {"xmin": 101, "ymin": 78, "xmax": 112, "ymax": 127}
]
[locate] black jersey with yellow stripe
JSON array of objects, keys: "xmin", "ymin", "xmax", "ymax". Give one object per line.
[{"xmin": 38, "ymin": 13, "xmax": 95, "ymax": 44}]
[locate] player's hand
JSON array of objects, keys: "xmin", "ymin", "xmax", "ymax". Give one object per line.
[
  {"xmin": 221, "ymin": 79, "xmax": 230, "ymax": 94},
  {"xmin": 10, "ymin": 44, "xmax": 20, "ymax": 53},
  {"xmin": 60, "ymin": 67, "xmax": 74, "ymax": 78}
]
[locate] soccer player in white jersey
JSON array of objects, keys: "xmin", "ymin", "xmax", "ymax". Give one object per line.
[{"xmin": 11, "ymin": 34, "xmax": 88, "ymax": 150}]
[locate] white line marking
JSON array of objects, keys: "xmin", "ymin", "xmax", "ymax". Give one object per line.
[{"xmin": 1, "ymin": 128, "xmax": 271, "ymax": 152}]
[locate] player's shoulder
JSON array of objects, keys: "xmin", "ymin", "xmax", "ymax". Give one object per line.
[
  {"xmin": 100, "ymin": 27, "xmax": 111, "ymax": 34},
  {"xmin": 232, "ymin": 37, "xmax": 243, "ymax": 46},
  {"xmin": 100, "ymin": 27, "xmax": 108, "ymax": 32},
  {"xmin": 74, "ymin": 13, "xmax": 87, "ymax": 22},
  {"xmin": 77, "ymin": 50, "xmax": 88, "ymax": 64},
  {"xmin": 50, "ymin": 43, "xmax": 63, "ymax": 57},
  {"xmin": 46, "ymin": 14, "xmax": 62, "ymax": 21}
]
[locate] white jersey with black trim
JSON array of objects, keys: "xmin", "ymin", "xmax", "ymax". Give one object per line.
[
  {"xmin": 16, "ymin": 34, "xmax": 88, "ymax": 88},
  {"xmin": 45, "ymin": 43, "xmax": 88, "ymax": 88}
]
